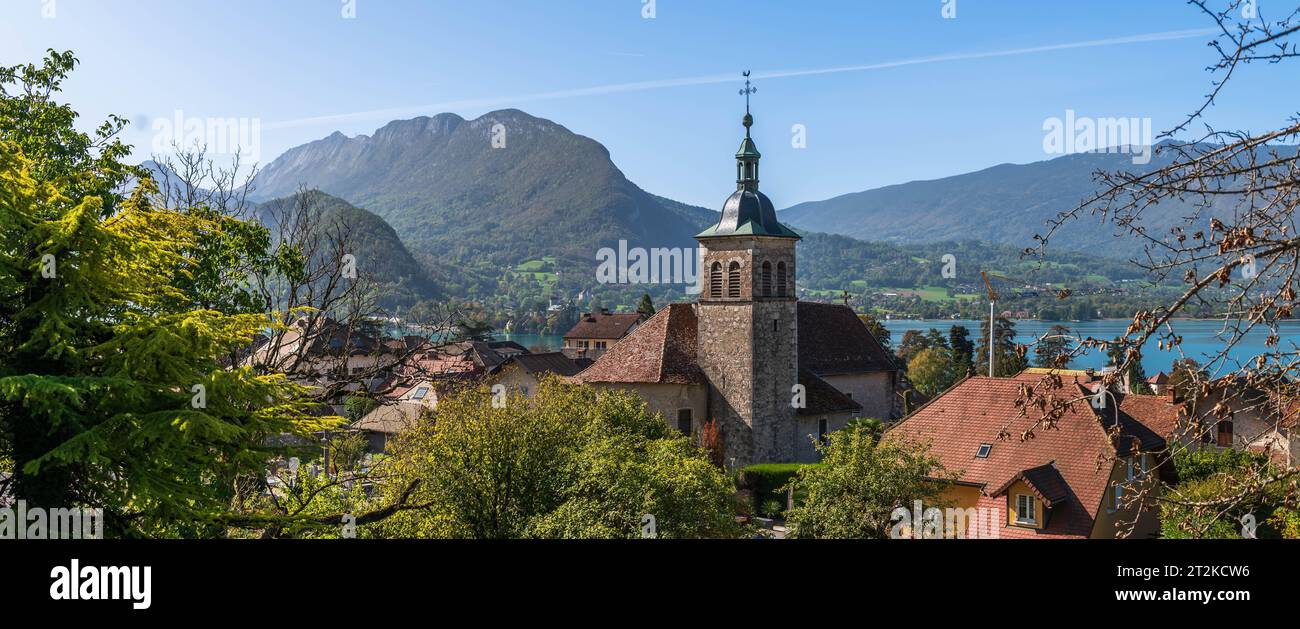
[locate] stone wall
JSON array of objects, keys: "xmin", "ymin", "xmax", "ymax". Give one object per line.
[
  {"xmin": 592, "ymin": 382, "xmax": 709, "ymax": 435},
  {"xmin": 822, "ymin": 372, "xmax": 896, "ymax": 421},
  {"xmin": 795, "ymin": 411, "xmax": 857, "ymax": 463}
]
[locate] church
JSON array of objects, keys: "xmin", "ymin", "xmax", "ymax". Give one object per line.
[{"xmin": 574, "ymin": 96, "xmax": 898, "ymax": 467}]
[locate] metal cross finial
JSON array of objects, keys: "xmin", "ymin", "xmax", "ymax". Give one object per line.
[{"xmin": 739, "ymin": 70, "xmax": 757, "ymax": 114}]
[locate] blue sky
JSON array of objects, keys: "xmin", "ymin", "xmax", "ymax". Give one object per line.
[{"xmin": 3, "ymin": 0, "xmax": 1295, "ymax": 208}]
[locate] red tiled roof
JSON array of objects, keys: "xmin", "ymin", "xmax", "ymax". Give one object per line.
[
  {"xmin": 562, "ymin": 311, "xmax": 644, "ymax": 340},
  {"xmin": 1148, "ymin": 371, "xmax": 1170, "ymax": 384},
  {"xmin": 886, "ymin": 376, "xmax": 1165, "ymax": 538},
  {"xmin": 797, "ymin": 302, "xmax": 896, "ymax": 375},
  {"xmin": 575, "ymin": 301, "xmax": 896, "ymax": 390},
  {"xmin": 1119, "ymin": 394, "xmax": 1185, "ymax": 440},
  {"xmin": 574, "ymin": 304, "xmax": 706, "ymax": 385}
]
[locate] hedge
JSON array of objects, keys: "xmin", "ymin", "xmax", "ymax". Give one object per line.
[{"xmin": 738, "ymin": 463, "xmax": 818, "ymax": 516}]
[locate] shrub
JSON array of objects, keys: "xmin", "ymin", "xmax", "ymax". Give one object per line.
[
  {"xmin": 1172, "ymin": 448, "xmax": 1269, "ymax": 483},
  {"xmin": 739, "ymin": 463, "xmax": 811, "ymax": 515}
]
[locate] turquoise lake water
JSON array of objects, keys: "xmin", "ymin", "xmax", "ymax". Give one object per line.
[{"xmin": 499, "ymin": 318, "xmax": 1298, "ymax": 373}]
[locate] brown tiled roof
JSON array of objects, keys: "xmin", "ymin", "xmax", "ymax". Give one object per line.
[
  {"xmin": 505, "ymin": 352, "xmax": 593, "ymax": 378},
  {"xmin": 797, "ymin": 302, "xmax": 896, "ymax": 375},
  {"xmin": 574, "ymin": 304, "xmax": 706, "ymax": 385},
  {"xmin": 353, "ymin": 402, "xmax": 424, "ymax": 435},
  {"xmin": 1105, "ymin": 393, "xmax": 1171, "ymax": 456},
  {"xmin": 886, "ymin": 376, "xmax": 1165, "ymax": 538},
  {"xmin": 1119, "ymin": 394, "xmax": 1185, "ymax": 440},
  {"xmin": 798, "ymin": 368, "xmax": 863, "ymax": 416},
  {"xmin": 1148, "ymin": 371, "xmax": 1170, "ymax": 385},
  {"xmin": 562, "ymin": 311, "xmax": 644, "ymax": 340}
]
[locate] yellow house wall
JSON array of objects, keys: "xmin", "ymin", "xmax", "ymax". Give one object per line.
[
  {"xmin": 1089, "ymin": 455, "xmax": 1162, "ymax": 539},
  {"xmin": 1004, "ymin": 480, "xmax": 1045, "ymax": 529}
]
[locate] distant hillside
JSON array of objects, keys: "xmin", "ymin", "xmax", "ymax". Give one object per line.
[
  {"xmin": 781, "ymin": 144, "xmax": 1298, "ymax": 258},
  {"xmin": 253, "ymin": 191, "xmax": 440, "ymax": 309},
  {"xmin": 250, "ymin": 110, "xmax": 704, "ymax": 268}
]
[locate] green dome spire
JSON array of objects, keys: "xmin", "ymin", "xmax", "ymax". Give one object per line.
[{"xmin": 695, "ymin": 71, "xmax": 800, "ymax": 241}]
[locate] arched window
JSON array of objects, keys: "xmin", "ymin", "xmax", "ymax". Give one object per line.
[
  {"xmin": 776, "ymin": 262, "xmax": 788, "ymax": 297},
  {"xmin": 727, "ymin": 262, "xmax": 742, "ymax": 299},
  {"xmin": 761, "ymin": 261, "xmax": 772, "ymax": 297},
  {"xmin": 710, "ymin": 262, "xmax": 723, "ymax": 298}
]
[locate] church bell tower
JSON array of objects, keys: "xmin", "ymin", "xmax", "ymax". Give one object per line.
[{"xmin": 695, "ymin": 72, "xmax": 802, "ymax": 467}]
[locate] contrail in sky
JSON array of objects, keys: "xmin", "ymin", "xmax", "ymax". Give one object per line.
[{"xmin": 264, "ymin": 28, "xmax": 1218, "ymax": 131}]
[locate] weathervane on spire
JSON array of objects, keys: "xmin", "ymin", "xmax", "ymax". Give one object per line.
[
  {"xmin": 739, "ymin": 71, "xmax": 757, "ymax": 135},
  {"xmin": 739, "ymin": 70, "xmax": 757, "ymax": 114}
]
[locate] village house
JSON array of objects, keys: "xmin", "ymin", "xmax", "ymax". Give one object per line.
[
  {"xmin": 1174, "ymin": 379, "xmax": 1300, "ymax": 467},
  {"xmin": 561, "ymin": 309, "xmax": 644, "ymax": 360},
  {"xmin": 572, "ymin": 107, "xmax": 897, "ymax": 467},
  {"xmin": 887, "ymin": 371, "xmax": 1170, "ymax": 538},
  {"xmin": 490, "ymin": 352, "xmax": 593, "ymax": 398},
  {"xmin": 1146, "ymin": 371, "xmax": 1170, "ymax": 396},
  {"xmin": 353, "ymin": 402, "xmax": 425, "ymax": 453}
]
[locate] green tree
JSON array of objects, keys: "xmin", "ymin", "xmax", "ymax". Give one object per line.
[
  {"xmin": 908, "ymin": 347, "xmax": 956, "ymax": 397},
  {"xmin": 858, "ymin": 313, "xmax": 892, "ymax": 352},
  {"xmin": 976, "ymin": 316, "xmax": 1027, "ymax": 377},
  {"xmin": 1160, "ymin": 449, "xmax": 1295, "ymax": 539},
  {"xmin": 843, "ymin": 417, "xmax": 886, "ymax": 444},
  {"xmin": 372, "ymin": 379, "xmax": 739, "ymax": 539},
  {"xmin": 948, "ymin": 325, "xmax": 974, "ymax": 379},
  {"xmin": 344, "ymin": 393, "xmax": 379, "ymax": 423},
  {"xmin": 1034, "ymin": 324, "xmax": 1072, "ymax": 368},
  {"xmin": 1106, "ymin": 338, "xmax": 1152, "ymax": 394},
  {"xmin": 1167, "ymin": 358, "xmax": 1205, "ymax": 403},
  {"xmin": 784, "ymin": 432, "xmax": 953, "ymax": 539},
  {"xmin": 0, "ymin": 51, "xmax": 333, "ymax": 536},
  {"xmin": 896, "ymin": 330, "xmax": 932, "ymax": 367},
  {"xmin": 636, "ymin": 293, "xmax": 656, "ymax": 317}
]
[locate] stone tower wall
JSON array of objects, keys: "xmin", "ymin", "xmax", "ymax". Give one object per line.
[{"xmin": 696, "ymin": 237, "xmax": 799, "ymax": 467}]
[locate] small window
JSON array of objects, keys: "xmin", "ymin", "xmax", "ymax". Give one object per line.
[
  {"xmin": 727, "ymin": 262, "xmax": 742, "ymax": 299},
  {"xmin": 818, "ymin": 418, "xmax": 829, "ymax": 445},
  {"xmin": 676, "ymin": 409, "xmax": 692, "ymax": 435},
  {"xmin": 1217, "ymin": 420, "xmax": 1233, "ymax": 447},
  {"xmin": 412, "ymin": 387, "xmax": 430, "ymax": 400},
  {"xmin": 595, "ymin": 341, "xmax": 607, "ymax": 350},
  {"xmin": 1015, "ymin": 495, "xmax": 1037, "ymax": 525},
  {"xmin": 976, "ymin": 444, "xmax": 992, "ymax": 459},
  {"xmin": 1114, "ymin": 483, "xmax": 1124, "ymax": 510}
]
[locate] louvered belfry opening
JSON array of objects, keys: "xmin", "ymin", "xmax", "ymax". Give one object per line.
[{"xmin": 727, "ymin": 262, "xmax": 741, "ymax": 298}]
